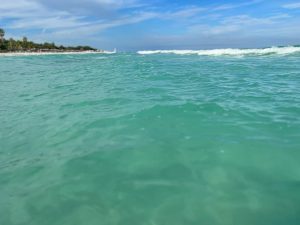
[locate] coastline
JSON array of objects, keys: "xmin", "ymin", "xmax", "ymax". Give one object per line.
[{"xmin": 0, "ymin": 50, "xmax": 116, "ymax": 57}]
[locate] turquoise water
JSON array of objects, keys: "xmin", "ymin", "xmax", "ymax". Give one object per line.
[{"xmin": 1, "ymin": 53, "xmax": 300, "ymax": 225}]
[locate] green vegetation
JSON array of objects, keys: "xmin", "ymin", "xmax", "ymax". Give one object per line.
[
  {"xmin": 0, "ymin": 28, "xmax": 97, "ymax": 52},
  {"xmin": 0, "ymin": 28, "xmax": 5, "ymax": 41}
]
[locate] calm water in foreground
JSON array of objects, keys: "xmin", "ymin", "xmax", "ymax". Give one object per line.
[{"xmin": 1, "ymin": 53, "xmax": 300, "ymax": 225}]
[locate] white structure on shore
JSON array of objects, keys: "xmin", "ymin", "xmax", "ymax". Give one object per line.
[{"xmin": 102, "ymin": 48, "xmax": 117, "ymax": 54}]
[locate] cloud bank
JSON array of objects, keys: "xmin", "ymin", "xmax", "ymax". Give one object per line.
[{"xmin": 1, "ymin": 0, "xmax": 300, "ymax": 50}]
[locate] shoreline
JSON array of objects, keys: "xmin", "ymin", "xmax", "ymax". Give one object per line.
[{"xmin": 0, "ymin": 50, "xmax": 116, "ymax": 57}]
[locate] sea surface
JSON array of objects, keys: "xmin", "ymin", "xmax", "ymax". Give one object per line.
[{"xmin": 1, "ymin": 48, "xmax": 300, "ymax": 225}]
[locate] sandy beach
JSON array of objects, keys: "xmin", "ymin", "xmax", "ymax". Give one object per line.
[{"xmin": 0, "ymin": 51, "xmax": 116, "ymax": 57}]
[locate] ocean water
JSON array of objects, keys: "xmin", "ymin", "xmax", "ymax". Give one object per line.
[{"xmin": 1, "ymin": 49, "xmax": 300, "ymax": 225}]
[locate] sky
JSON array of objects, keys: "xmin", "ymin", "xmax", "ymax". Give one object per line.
[{"xmin": 1, "ymin": 0, "xmax": 300, "ymax": 51}]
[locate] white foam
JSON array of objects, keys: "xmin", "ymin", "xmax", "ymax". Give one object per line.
[
  {"xmin": 102, "ymin": 48, "xmax": 117, "ymax": 54},
  {"xmin": 137, "ymin": 46, "xmax": 300, "ymax": 56}
]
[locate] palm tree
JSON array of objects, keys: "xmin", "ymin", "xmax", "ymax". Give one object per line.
[
  {"xmin": 0, "ymin": 28, "xmax": 5, "ymax": 42},
  {"xmin": 22, "ymin": 37, "xmax": 28, "ymax": 49}
]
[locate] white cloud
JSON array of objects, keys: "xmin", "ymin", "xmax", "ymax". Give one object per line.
[
  {"xmin": 1, "ymin": 0, "xmax": 300, "ymax": 49},
  {"xmin": 212, "ymin": 0, "xmax": 264, "ymax": 11},
  {"xmin": 0, "ymin": 0, "xmax": 153, "ymax": 33},
  {"xmin": 9, "ymin": 16, "xmax": 91, "ymax": 29},
  {"xmin": 283, "ymin": 2, "xmax": 300, "ymax": 9},
  {"xmin": 47, "ymin": 11, "xmax": 158, "ymax": 38},
  {"xmin": 165, "ymin": 6, "xmax": 205, "ymax": 19},
  {"xmin": 186, "ymin": 13, "xmax": 292, "ymax": 38},
  {"xmin": 221, "ymin": 14, "xmax": 291, "ymax": 26}
]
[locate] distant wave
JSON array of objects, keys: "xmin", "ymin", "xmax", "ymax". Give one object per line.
[{"xmin": 137, "ymin": 46, "xmax": 300, "ymax": 56}]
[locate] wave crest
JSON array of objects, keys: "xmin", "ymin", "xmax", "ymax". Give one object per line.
[{"xmin": 137, "ymin": 46, "xmax": 300, "ymax": 56}]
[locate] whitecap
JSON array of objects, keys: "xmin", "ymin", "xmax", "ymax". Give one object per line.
[{"xmin": 137, "ymin": 46, "xmax": 300, "ymax": 56}]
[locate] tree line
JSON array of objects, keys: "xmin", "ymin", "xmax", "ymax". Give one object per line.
[{"xmin": 0, "ymin": 28, "xmax": 96, "ymax": 52}]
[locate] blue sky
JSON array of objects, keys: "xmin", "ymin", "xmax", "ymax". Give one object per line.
[{"xmin": 1, "ymin": 0, "xmax": 300, "ymax": 50}]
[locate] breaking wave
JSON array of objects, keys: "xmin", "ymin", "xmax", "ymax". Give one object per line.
[{"xmin": 137, "ymin": 46, "xmax": 300, "ymax": 56}]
